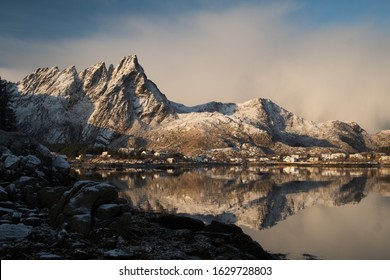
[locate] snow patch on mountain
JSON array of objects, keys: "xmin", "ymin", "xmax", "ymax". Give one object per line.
[{"xmin": 8, "ymin": 55, "xmax": 377, "ymax": 154}]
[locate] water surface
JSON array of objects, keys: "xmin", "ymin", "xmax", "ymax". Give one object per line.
[{"xmin": 75, "ymin": 166, "xmax": 390, "ymax": 259}]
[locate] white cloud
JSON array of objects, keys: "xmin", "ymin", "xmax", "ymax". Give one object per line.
[{"xmin": 1, "ymin": 2, "xmax": 389, "ymax": 132}]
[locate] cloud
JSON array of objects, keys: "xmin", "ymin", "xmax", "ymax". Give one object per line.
[{"xmin": 1, "ymin": 2, "xmax": 389, "ymax": 132}]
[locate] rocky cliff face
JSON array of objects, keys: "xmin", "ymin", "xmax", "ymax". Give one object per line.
[{"xmin": 9, "ymin": 55, "xmax": 376, "ymax": 154}]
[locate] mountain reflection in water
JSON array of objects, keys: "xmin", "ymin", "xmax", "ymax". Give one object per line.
[{"xmin": 74, "ymin": 166, "xmax": 390, "ymax": 259}]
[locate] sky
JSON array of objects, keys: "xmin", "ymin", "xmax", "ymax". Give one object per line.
[{"xmin": 1, "ymin": 0, "xmax": 390, "ymax": 132}]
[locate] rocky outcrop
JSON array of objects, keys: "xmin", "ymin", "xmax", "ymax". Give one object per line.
[{"xmin": 0, "ymin": 130, "xmax": 274, "ymax": 259}]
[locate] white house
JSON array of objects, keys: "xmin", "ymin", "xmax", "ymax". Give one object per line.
[{"xmin": 283, "ymin": 155, "xmax": 299, "ymax": 163}]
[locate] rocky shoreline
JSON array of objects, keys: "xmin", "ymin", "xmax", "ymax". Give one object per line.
[{"xmin": 0, "ymin": 130, "xmax": 275, "ymax": 260}]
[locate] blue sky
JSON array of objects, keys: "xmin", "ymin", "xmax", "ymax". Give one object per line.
[
  {"xmin": 1, "ymin": 0, "xmax": 389, "ymax": 39},
  {"xmin": 1, "ymin": 0, "xmax": 390, "ymax": 131}
]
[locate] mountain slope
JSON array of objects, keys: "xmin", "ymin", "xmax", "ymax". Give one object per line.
[
  {"xmin": 372, "ymin": 130, "xmax": 390, "ymax": 148},
  {"xmin": 8, "ymin": 55, "xmax": 376, "ymax": 155}
]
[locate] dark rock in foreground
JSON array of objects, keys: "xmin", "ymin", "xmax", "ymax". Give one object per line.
[{"xmin": 0, "ymin": 130, "xmax": 276, "ymax": 260}]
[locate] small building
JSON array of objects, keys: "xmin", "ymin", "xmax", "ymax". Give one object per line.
[
  {"xmin": 379, "ymin": 155, "xmax": 390, "ymax": 163},
  {"xmin": 271, "ymin": 155, "xmax": 281, "ymax": 161},
  {"xmin": 308, "ymin": 157, "xmax": 320, "ymax": 162},
  {"xmin": 166, "ymin": 158, "xmax": 175, "ymax": 164},
  {"xmin": 349, "ymin": 153, "xmax": 365, "ymax": 160},
  {"xmin": 283, "ymin": 155, "xmax": 300, "ymax": 163},
  {"xmin": 101, "ymin": 151, "xmax": 111, "ymax": 158},
  {"xmin": 154, "ymin": 151, "xmax": 169, "ymax": 157}
]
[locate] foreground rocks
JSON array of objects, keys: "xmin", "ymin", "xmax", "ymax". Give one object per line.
[{"xmin": 0, "ymin": 130, "xmax": 275, "ymax": 260}]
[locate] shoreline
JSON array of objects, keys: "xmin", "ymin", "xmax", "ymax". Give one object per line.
[{"xmin": 70, "ymin": 159, "xmax": 388, "ymax": 171}]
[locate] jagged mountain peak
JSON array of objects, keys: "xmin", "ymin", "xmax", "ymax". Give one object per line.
[
  {"xmin": 112, "ymin": 55, "xmax": 144, "ymax": 77},
  {"xmin": 8, "ymin": 54, "xmax": 378, "ymax": 153},
  {"xmin": 63, "ymin": 65, "xmax": 77, "ymax": 73}
]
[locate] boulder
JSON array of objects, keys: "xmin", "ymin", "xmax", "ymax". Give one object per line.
[
  {"xmin": 36, "ymin": 144, "xmax": 51, "ymax": 160},
  {"xmin": 49, "ymin": 181, "xmax": 120, "ymax": 235},
  {"xmin": 62, "ymin": 182, "xmax": 119, "ymax": 216},
  {"xmin": 52, "ymin": 156, "xmax": 70, "ymax": 174},
  {"xmin": 0, "ymin": 224, "xmax": 32, "ymax": 242},
  {"xmin": 23, "ymin": 155, "xmax": 42, "ymax": 171},
  {"xmin": 4, "ymin": 155, "xmax": 20, "ymax": 170}
]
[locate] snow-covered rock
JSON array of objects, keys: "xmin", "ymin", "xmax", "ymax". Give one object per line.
[{"xmin": 9, "ymin": 55, "xmax": 377, "ymax": 154}]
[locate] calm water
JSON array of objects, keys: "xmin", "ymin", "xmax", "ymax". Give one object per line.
[{"xmin": 74, "ymin": 166, "xmax": 390, "ymax": 259}]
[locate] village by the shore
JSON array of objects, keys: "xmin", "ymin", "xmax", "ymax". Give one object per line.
[{"xmin": 69, "ymin": 147, "xmax": 390, "ymax": 169}]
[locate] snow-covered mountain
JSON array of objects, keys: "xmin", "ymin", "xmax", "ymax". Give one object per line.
[{"xmin": 8, "ymin": 55, "xmax": 376, "ymax": 155}]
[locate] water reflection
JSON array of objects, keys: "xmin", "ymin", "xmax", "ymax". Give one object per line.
[{"xmin": 75, "ymin": 166, "xmax": 390, "ymax": 259}]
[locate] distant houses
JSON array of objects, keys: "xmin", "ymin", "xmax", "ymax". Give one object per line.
[
  {"xmin": 379, "ymin": 155, "xmax": 390, "ymax": 163},
  {"xmin": 321, "ymin": 153, "xmax": 346, "ymax": 161},
  {"xmin": 68, "ymin": 145, "xmax": 389, "ymax": 166}
]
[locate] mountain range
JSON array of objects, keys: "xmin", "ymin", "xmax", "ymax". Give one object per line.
[{"xmin": 6, "ymin": 55, "xmax": 386, "ymax": 156}]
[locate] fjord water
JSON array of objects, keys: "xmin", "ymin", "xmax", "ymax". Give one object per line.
[{"xmin": 75, "ymin": 166, "xmax": 390, "ymax": 259}]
